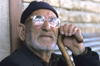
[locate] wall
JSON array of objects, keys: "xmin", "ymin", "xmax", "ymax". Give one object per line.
[
  {"xmin": 0, "ymin": 0, "xmax": 10, "ymax": 61},
  {"xmin": 23, "ymin": 0, "xmax": 100, "ymax": 33}
]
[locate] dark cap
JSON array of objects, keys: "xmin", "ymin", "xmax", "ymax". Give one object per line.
[{"xmin": 21, "ymin": 1, "xmax": 58, "ymax": 23}]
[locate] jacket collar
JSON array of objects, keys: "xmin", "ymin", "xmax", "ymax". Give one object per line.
[{"xmin": 20, "ymin": 45, "xmax": 43, "ymax": 66}]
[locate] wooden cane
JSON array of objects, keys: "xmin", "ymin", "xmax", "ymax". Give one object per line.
[{"xmin": 57, "ymin": 32, "xmax": 83, "ymax": 66}]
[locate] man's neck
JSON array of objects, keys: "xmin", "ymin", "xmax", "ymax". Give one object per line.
[{"xmin": 28, "ymin": 47, "xmax": 52, "ymax": 63}]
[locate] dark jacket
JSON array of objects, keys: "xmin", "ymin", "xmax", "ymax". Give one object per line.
[{"xmin": 0, "ymin": 45, "xmax": 100, "ymax": 66}]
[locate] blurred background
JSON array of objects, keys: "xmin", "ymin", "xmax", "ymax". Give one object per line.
[{"xmin": 0, "ymin": 0, "xmax": 100, "ymax": 61}]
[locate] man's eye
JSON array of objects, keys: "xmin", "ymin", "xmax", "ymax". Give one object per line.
[
  {"xmin": 36, "ymin": 16, "xmax": 43, "ymax": 18},
  {"xmin": 49, "ymin": 18, "xmax": 55, "ymax": 22}
]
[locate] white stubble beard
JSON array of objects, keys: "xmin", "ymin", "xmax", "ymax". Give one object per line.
[{"xmin": 25, "ymin": 29, "xmax": 57, "ymax": 52}]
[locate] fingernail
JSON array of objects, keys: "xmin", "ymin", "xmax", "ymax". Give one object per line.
[
  {"xmin": 61, "ymin": 31, "xmax": 64, "ymax": 34},
  {"xmin": 69, "ymin": 33, "xmax": 71, "ymax": 36},
  {"xmin": 73, "ymin": 32, "xmax": 75, "ymax": 34},
  {"xmin": 65, "ymin": 32, "xmax": 68, "ymax": 36}
]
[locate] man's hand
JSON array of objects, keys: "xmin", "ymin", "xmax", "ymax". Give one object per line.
[{"xmin": 59, "ymin": 23, "xmax": 85, "ymax": 55}]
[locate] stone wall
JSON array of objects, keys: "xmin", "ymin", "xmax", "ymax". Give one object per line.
[
  {"xmin": 0, "ymin": 0, "xmax": 10, "ymax": 61},
  {"xmin": 23, "ymin": 0, "xmax": 100, "ymax": 33}
]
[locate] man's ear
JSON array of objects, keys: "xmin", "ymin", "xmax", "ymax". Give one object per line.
[{"xmin": 17, "ymin": 23, "xmax": 25, "ymax": 41}]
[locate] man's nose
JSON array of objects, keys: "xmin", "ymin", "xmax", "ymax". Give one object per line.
[{"xmin": 42, "ymin": 20, "xmax": 51, "ymax": 31}]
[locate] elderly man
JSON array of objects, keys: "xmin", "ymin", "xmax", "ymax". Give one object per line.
[{"xmin": 0, "ymin": 1, "xmax": 100, "ymax": 66}]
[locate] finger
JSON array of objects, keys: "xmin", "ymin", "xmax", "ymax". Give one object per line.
[
  {"xmin": 68, "ymin": 24, "xmax": 75, "ymax": 36},
  {"xmin": 78, "ymin": 28, "xmax": 82, "ymax": 34},
  {"xmin": 63, "ymin": 23, "xmax": 69, "ymax": 36},
  {"xmin": 73, "ymin": 26, "xmax": 79, "ymax": 35},
  {"xmin": 59, "ymin": 25, "xmax": 64, "ymax": 35}
]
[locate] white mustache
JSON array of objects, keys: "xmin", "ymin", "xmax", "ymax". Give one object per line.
[{"xmin": 39, "ymin": 32, "xmax": 55, "ymax": 39}]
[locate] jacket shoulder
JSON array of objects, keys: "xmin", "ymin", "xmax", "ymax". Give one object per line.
[{"xmin": 0, "ymin": 49, "xmax": 33, "ymax": 66}]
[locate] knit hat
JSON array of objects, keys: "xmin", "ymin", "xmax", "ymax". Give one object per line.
[{"xmin": 21, "ymin": 1, "xmax": 58, "ymax": 23}]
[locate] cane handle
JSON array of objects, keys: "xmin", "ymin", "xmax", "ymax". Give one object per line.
[{"xmin": 57, "ymin": 32, "xmax": 83, "ymax": 66}]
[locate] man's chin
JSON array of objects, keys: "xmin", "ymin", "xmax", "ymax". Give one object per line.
[
  {"xmin": 32, "ymin": 42, "xmax": 56, "ymax": 51},
  {"xmin": 37, "ymin": 45, "xmax": 56, "ymax": 50},
  {"xmin": 37, "ymin": 39, "xmax": 55, "ymax": 45}
]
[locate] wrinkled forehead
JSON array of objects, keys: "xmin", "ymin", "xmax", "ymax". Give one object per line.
[
  {"xmin": 25, "ymin": 9, "xmax": 57, "ymax": 22},
  {"xmin": 30, "ymin": 9, "xmax": 57, "ymax": 18}
]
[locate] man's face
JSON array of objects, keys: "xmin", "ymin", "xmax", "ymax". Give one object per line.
[{"xmin": 25, "ymin": 9, "xmax": 58, "ymax": 51}]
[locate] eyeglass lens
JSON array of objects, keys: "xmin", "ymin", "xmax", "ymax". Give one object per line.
[{"xmin": 32, "ymin": 15, "xmax": 61, "ymax": 28}]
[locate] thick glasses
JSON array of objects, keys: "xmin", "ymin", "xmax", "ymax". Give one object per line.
[{"xmin": 31, "ymin": 15, "xmax": 61, "ymax": 28}]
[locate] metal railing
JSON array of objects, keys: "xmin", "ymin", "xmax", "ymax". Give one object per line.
[{"xmin": 54, "ymin": 33, "xmax": 100, "ymax": 60}]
